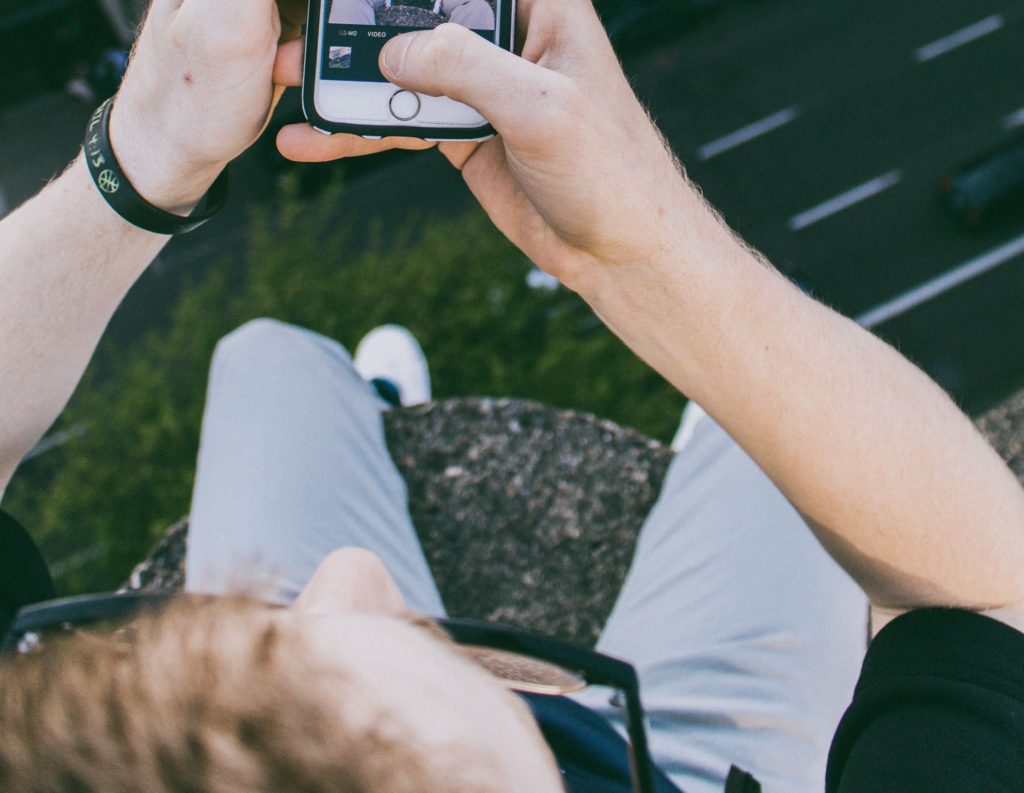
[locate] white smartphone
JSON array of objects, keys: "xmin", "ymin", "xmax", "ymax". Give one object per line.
[{"xmin": 303, "ymin": 0, "xmax": 515, "ymax": 140}]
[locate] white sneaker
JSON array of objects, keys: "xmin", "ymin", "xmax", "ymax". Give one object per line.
[
  {"xmin": 671, "ymin": 400, "xmax": 708, "ymax": 452},
  {"xmin": 353, "ymin": 325, "xmax": 432, "ymax": 407}
]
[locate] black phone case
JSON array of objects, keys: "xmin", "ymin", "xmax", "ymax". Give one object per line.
[{"xmin": 302, "ymin": 0, "xmax": 514, "ymax": 140}]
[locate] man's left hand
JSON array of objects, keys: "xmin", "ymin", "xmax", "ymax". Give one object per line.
[{"xmin": 109, "ymin": 0, "xmax": 307, "ymax": 212}]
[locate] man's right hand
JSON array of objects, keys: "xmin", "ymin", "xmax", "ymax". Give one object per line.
[
  {"xmin": 276, "ymin": 0, "xmax": 693, "ymax": 295},
  {"xmin": 276, "ymin": 0, "xmax": 1024, "ymax": 621}
]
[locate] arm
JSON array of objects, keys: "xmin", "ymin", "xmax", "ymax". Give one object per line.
[
  {"xmin": 584, "ymin": 204, "xmax": 1024, "ymax": 618},
  {"xmin": 276, "ymin": 0, "xmax": 1024, "ymax": 618},
  {"xmin": 0, "ymin": 0, "xmax": 305, "ymax": 499},
  {"xmin": 0, "ymin": 150, "xmax": 201, "ymax": 498}
]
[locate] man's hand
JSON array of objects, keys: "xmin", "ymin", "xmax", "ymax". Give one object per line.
[
  {"xmin": 276, "ymin": 0, "xmax": 1024, "ymax": 619},
  {"xmin": 0, "ymin": 0, "xmax": 312, "ymax": 493},
  {"xmin": 110, "ymin": 0, "xmax": 307, "ymax": 212},
  {"xmin": 274, "ymin": 0, "xmax": 690, "ymax": 293}
]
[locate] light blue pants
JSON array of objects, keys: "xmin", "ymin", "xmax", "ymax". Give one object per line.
[{"xmin": 186, "ymin": 319, "xmax": 867, "ymax": 793}]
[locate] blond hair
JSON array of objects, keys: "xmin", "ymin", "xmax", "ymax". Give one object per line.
[{"xmin": 0, "ymin": 597, "xmax": 492, "ymax": 792}]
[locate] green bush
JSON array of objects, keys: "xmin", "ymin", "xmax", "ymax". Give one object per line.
[{"xmin": 4, "ymin": 177, "xmax": 683, "ymax": 593}]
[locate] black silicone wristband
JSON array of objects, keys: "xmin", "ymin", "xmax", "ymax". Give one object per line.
[{"xmin": 83, "ymin": 98, "xmax": 229, "ymax": 236}]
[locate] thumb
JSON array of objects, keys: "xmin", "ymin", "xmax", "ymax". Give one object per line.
[{"xmin": 380, "ymin": 24, "xmax": 572, "ymax": 141}]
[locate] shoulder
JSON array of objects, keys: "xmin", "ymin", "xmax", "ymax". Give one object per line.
[
  {"xmin": 871, "ymin": 601, "xmax": 1024, "ymax": 637},
  {"xmin": 827, "ymin": 607, "xmax": 1024, "ymax": 793}
]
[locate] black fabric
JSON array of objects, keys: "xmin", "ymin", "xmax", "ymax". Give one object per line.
[
  {"xmin": 0, "ymin": 508, "xmax": 55, "ymax": 636},
  {"xmin": 520, "ymin": 692, "xmax": 685, "ymax": 793},
  {"xmin": 826, "ymin": 608, "xmax": 1024, "ymax": 792},
  {"xmin": 370, "ymin": 378, "xmax": 402, "ymax": 409},
  {"xmin": 84, "ymin": 98, "xmax": 229, "ymax": 236},
  {"xmin": 723, "ymin": 766, "xmax": 760, "ymax": 793}
]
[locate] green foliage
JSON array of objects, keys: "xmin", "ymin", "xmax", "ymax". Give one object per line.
[{"xmin": 4, "ymin": 177, "xmax": 683, "ymax": 593}]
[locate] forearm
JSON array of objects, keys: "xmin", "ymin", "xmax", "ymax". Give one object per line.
[
  {"xmin": 0, "ymin": 3, "xmax": 251, "ymax": 498},
  {"xmin": 582, "ymin": 182, "xmax": 1024, "ymax": 611},
  {"xmin": 0, "ymin": 155, "xmax": 170, "ymax": 494},
  {"xmin": 0, "ymin": 0, "xmax": 298, "ymax": 497},
  {"xmin": 278, "ymin": 5, "xmax": 1024, "ymax": 609}
]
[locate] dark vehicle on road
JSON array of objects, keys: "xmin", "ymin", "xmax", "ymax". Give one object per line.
[{"xmin": 940, "ymin": 133, "xmax": 1024, "ymax": 227}]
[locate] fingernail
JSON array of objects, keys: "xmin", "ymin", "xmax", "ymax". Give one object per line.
[{"xmin": 381, "ymin": 35, "xmax": 412, "ymax": 82}]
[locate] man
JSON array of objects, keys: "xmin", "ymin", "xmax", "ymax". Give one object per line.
[
  {"xmin": 1, "ymin": 1, "xmax": 1023, "ymax": 792},
  {"xmin": 329, "ymin": 0, "xmax": 495, "ymax": 30}
]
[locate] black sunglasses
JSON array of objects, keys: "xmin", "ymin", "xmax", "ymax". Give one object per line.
[{"xmin": 2, "ymin": 592, "xmax": 656, "ymax": 793}]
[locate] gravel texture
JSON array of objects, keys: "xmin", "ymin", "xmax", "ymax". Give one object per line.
[
  {"xmin": 375, "ymin": 0, "xmax": 498, "ymax": 28},
  {"xmin": 127, "ymin": 389, "xmax": 1024, "ymax": 647},
  {"xmin": 126, "ymin": 398, "xmax": 672, "ymax": 647},
  {"xmin": 375, "ymin": 6, "xmax": 444, "ymax": 28},
  {"xmin": 382, "ymin": 399, "xmax": 671, "ymax": 645},
  {"xmin": 977, "ymin": 388, "xmax": 1024, "ymax": 482}
]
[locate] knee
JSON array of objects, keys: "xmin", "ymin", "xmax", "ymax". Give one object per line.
[{"xmin": 212, "ymin": 318, "xmax": 318, "ymax": 373}]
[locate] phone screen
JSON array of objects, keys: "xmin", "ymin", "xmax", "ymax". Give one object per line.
[{"xmin": 320, "ymin": 0, "xmax": 500, "ymax": 84}]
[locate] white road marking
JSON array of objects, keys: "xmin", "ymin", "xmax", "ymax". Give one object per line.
[
  {"xmin": 915, "ymin": 14, "xmax": 1004, "ymax": 63},
  {"xmin": 697, "ymin": 107, "xmax": 801, "ymax": 161},
  {"xmin": 856, "ymin": 232, "xmax": 1024, "ymax": 329},
  {"xmin": 1004, "ymin": 107, "xmax": 1024, "ymax": 130},
  {"xmin": 788, "ymin": 170, "xmax": 902, "ymax": 232}
]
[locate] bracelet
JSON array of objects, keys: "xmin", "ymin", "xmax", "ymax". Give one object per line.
[{"xmin": 83, "ymin": 98, "xmax": 229, "ymax": 236}]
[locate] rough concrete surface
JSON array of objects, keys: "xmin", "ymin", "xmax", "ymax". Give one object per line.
[
  {"xmin": 127, "ymin": 390, "xmax": 1024, "ymax": 647},
  {"xmin": 126, "ymin": 398, "xmax": 672, "ymax": 647},
  {"xmin": 376, "ymin": 0, "xmax": 497, "ymax": 27},
  {"xmin": 977, "ymin": 389, "xmax": 1024, "ymax": 483}
]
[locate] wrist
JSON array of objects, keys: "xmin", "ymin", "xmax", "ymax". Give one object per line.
[
  {"xmin": 573, "ymin": 186, "xmax": 719, "ymax": 309},
  {"xmin": 107, "ymin": 93, "xmax": 224, "ymax": 215},
  {"xmin": 573, "ymin": 186, "xmax": 764, "ymax": 392}
]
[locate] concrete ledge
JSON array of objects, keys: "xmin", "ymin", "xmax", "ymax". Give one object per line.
[
  {"xmin": 977, "ymin": 388, "xmax": 1024, "ymax": 482},
  {"xmin": 126, "ymin": 398, "xmax": 673, "ymax": 646},
  {"xmin": 127, "ymin": 388, "xmax": 1024, "ymax": 645}
]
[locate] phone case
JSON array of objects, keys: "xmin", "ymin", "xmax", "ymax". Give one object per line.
[{"xmin": 302, "ymin": 0, "xmax": 514, "ymax": 140}]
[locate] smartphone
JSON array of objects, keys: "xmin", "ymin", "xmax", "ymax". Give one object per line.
[{"xmin": 303, "ymin": 0, "xmax": 515, "ymax": 140}]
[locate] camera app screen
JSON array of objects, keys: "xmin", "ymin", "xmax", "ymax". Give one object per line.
[{"xmin": 321, "ymin": 0, "xmax": 498, "ymax": 83}]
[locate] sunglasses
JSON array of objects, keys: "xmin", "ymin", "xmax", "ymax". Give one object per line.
[{"xmin": 2, "ymin": 592, "xmax": 657, "ymax": 793}]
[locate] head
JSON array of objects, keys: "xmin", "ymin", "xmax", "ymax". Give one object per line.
[{"xmin": 0, "ymin": 595, "xmax": 565, "ymax": 792}]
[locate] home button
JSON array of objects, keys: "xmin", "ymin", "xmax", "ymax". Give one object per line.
[{"xmin": 389, "ymin": 90, "xmax": 421, "ymax": 121}]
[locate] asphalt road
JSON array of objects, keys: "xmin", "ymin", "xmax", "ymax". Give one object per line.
[
  {"xmin": 635, "ymin": 0, "xmax": 1024, "ymax": 410},
  {"xmin": 2, "ymin": 0, "xmax": 1023, "ymax": 419}
]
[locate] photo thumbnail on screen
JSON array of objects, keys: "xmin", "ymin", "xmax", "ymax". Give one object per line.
[
  {"xmin": 329, "ymin": 0, "xmax": 496, "ymax": 31},
  {"xmin": 328, "ymin": 45, "xmax": 354, "ymax": 69}
]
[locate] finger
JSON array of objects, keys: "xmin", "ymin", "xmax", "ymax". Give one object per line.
[
  {"xmin": 274, "ymin": 37, "xmax": 305, "ymax": 87},
  {"xmin": 437, "ymin": 141, "xmax": 481, "ymax": 171},
  {"xmin": 512, "ymin": 0, "xmax": 536, "ymax": 48},
  {"xmin": 380, "ymin": 24, "xmax": 575, "ymax": 146},
  {"xmin": 277, "ymin": 124, "xmax": 435, "ymax": 162},
  {"xmin": 258, "ymin": 84, "xmax": 288, "ymax": 137},
  {"xmin": 278, "ymin": 0, "xmax": 308, "ymax": 37},
  {"xmin": 512, "ymin": 0, "xmax": 600, "ymax": 54}
]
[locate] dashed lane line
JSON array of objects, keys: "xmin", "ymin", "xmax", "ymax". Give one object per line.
[
  {"xmin": 1004, "ymin": 107, "xmax": 1024, "ymax": 130},
  {"xmin": 788, "ymin": 170, "xmax": 902, "ymax": 232},
  {"xmin": 856, "ymin": 231, "xmax": 1024, "ymax": 329},
  {"xmin": 915, "ymin": 14, "xmax": 1004, "ymax": 63},
  {"xmin": 697, "ymin": 107, "xmax": 801, "ymax": 162}
]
